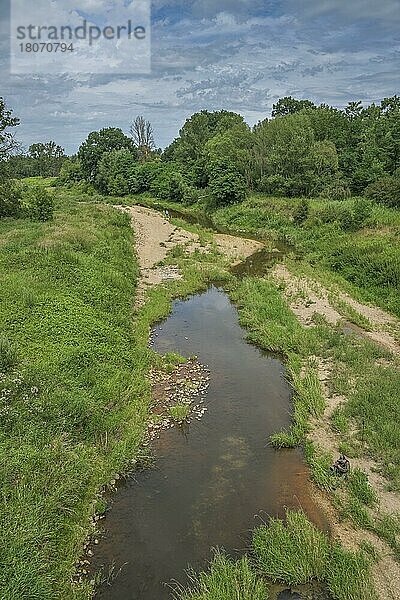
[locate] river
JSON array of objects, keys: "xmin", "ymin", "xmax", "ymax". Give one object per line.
[{"xmin": 94, "ymin": 285, "xmax": 327, "ymax": 599}]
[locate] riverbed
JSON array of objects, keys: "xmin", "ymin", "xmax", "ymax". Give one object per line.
[{"xmin": 94, "ymin": 286, "xmax": 327, "ymax": 599}]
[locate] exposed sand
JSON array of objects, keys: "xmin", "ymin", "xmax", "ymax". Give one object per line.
[
  {"xmin": 272, "ymin": 263, "xmax": 400, "ymax": 355},
  {"xmin": 116, "ymin": 205, "xmax": 263, "ymax": 306}
]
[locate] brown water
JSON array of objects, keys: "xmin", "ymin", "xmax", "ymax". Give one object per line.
[{"xmin": 94, "ymin": 286, "xmax": 327, "ymax": 600}]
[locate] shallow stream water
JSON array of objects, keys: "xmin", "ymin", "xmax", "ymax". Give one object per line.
[{"xmin": 94, "ymin": 286, "xmax": 328, "ymax": 599}]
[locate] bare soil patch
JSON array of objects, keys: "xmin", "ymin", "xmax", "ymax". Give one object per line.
[{"xmin": 117, "ymin": 205, "xmax": 263, "ymax": 306}]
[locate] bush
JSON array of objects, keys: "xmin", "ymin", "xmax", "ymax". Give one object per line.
[
  {"xmin": 95, "ymin": 148, "xmax": 137, "ymax": 196},
  {"xmin": 258, "ymin": 174, "xmax": 291, "ymax": 196},
  {"xmin": 364, "ymin": 177, "xmax": 400, "ymax": 208},
  {"xmin": 208, "ymin": 162, "xmax": 246, "ymax": 206},
  {"xmin": 22, "ymin": 186, "xmax": 54, "ymax": 221},
  {"xmin": 150, "ymin": 169, "xmax": 187, "ymax": 202},
  {"xmin": 320, "ymin": 182, "xmax": 351, "ymax": 201},
  {"xmin": 0, "ymin": 179, "xmax": 22, "ymax": 218},
  {"xmin": 293, "ymin": 198, "xmax": 309, "ymax": 224},
  {"xmin": 57, "ymin": 157, "xmax": 84, "ymax": 186},
  {"xmin": 314, "ymin": 199, "xmax": 370, "ymax": 231}
]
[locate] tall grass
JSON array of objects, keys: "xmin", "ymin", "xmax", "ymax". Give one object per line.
[
  {"xmin": 176, "ymin": 511, "xmax": 377, "ymax": 600},
  {"xmin": 0, "ymin": 199, "xmax": 152, "ymax": 599},
  {"xmin": 252, "ymin": 511, "xmax": 329, "ymax": 585},
  {"xmin": 252, "ymin": 511, "xmax": 376, "ymax": 600},
  {"xmin": 177, "ymin": 552, "xmax": 268, "ymax": 600}
]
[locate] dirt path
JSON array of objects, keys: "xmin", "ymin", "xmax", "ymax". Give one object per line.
[{"xmin": 117, "ymin": 205, "xmax": 263, "ymax": 306}]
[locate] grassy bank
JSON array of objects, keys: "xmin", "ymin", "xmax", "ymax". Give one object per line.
[
  {"xmin": 0, "ymin": 198, "xmax": 151, "ymax": 598},
  {"xmin": 177, "ymin": 511, "xmax": 376, "ymax": 600},
  {"xmin": 212, "ymin": 195, "xmax": 400, "ymax": 317},
  {"xmin": 115, "ymin": 190, "xmax": 400, "ymax": 319},
  {"xmin": 0, "ymin": 187, "xmax": 231, "ymax": 599}
]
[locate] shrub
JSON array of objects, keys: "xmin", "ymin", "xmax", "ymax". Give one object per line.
[
  {"xmin": 0, "ymin": 179, "xmax": 22, "ymax": 218},
  {"xmin": 95, "ymin": 148, "xmax": 137, "ymax": 196},
  {"xmin": 22, "ymin": 186, "xmax": 54, "ymax": 221},
  {"xmin": 364, "ymin": 176, "xmax": 400, "ymax": 208},
  {"xmin": 314, "ymin": 199, "xmax": 370, "ymax": 232},
  {"xmin": 320, "ymin": 181, "xmax": 351, "ymax": 201},
  {"xmin": 258, "ymin": 174, "xmax": 290, "ymax": 196},
  {"xmin": 352, "ymin": 197, "xmax": 372, "ymax": 229},
  {"xmin": 58, "ymin": 157, "xmax": 84, "ymax": 186},
  {"xmin": 208, "ymin": 162, "xmax": 246, "ymax": 206},
  {"xmin": 150, "ymin": 169, "xmax": 187, "ymax": 202},
  {"xmin": 135, "ymin": 161, "xmax": 165, "ymax": 192},
  {"xmin": 293, "ymin": 198, "xmax": 309, "ymax": 224}
]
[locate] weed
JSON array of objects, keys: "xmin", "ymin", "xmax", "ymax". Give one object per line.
[{"xmin": 169, "ymin": 403, "xmax": 191, "ymax": 422}]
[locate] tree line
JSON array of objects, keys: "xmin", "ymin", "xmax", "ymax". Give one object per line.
[{"xmin": 1, "ymin": 94, "xmax": 400, "ymax": 213}]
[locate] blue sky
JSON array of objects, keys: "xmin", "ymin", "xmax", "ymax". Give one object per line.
[{"xmin": 1, "ymin": 0, "xmax": 399, "ymax": 153}]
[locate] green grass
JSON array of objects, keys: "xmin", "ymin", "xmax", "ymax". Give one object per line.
[
  {"xmin": 252, "ymin": 511, "xmax": 329, "ymax": 585},
  {"xmin": 0, "ymin": 199, "xmax": 154, "ymax": 599},
  {"xmin": 176, "ymin": 552, "xmax": 268, "ymax": 600},
  {"xmin": 252, "ymin": 511, "xmax": 376, "ymax": 600},
  {"xmin": 210, "ymin": 195, "xmax": 400, "ymax": 318},
  {"xmin": 169, "ymin": 403, "xmax": 191, "ymax": 422},
  {"xmin": 176, "ymin": 511, "xmax": 377, "ymax": 600}
]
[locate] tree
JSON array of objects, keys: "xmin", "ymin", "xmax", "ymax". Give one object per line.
[
  {"xmin": 344, "ymin": 101, "xmax": 363, "ymax": 121},
  {"xmin": 0, "ymin": 98, "xmax": 20, "ymax": 164},
  {"xmin": 28, "ymin": 141, "xmax": 65, "ymax": 176},
  {"xmin": 163, "ymin": 110, "xmax": 246, "ymax": 169},
  {"xmin": 77, "ymin": 128, "xmax": 136, "ymax": 181},
  {"xmin": 272, "ymin": 97, "xmax": 316, "ymax": 118},
  {"xmin": 95, "ymin": 149, "xmax": 138, "ymax": 195},
  {"xmin": 204, "ymin": 122, "xmax": 253, "ymax": 187},
  {"xmin": 130, "ymin": 116, "xmax": 155, "ymax": 161},
  {"xmin": 208, "ymin": 160, "xmax": 247, "ymax": 207}
]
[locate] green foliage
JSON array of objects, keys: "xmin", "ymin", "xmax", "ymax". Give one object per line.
[
  {"xmin": 293, "ymin": 198, "xmax": 309, "ymax": 224},
  {"xmin": 0, "ymin": 199, "xmax": 148, "ymax": 599},
  {"xmin": 25, "ymin": 141, "xmax": 66, "ymax": 177},
  {"xmin": 272, "ymin": 96, "xmax": 317, "ymax": 117},
  {"xmin": 0, "ymin": 178, "xmax": 22, "ymax": 218},
  {"xmin": 151, "ymin": 168, "xmax": 187, "ymax": 202},
  {"xmin": 77, "ymin": 127, "xmax": 137, "ymax": 182},
  {"xmin": 95, "ymin": 148, "xmax": 137, "ymax": 195},
  {"xmin": 22, "ymin": 186, "xmax": 55, "ymax": 222},
  {"xmin": 58, "ymin": 157, "xmax": 84, "ymax": 185},
  {"xmin": 179, "ymin": 552, "xmax": 268, "ymax": 600},
  {"xmin": 0, "ymin": 96, "xmax": 20, "ymax": 161},
  {"xmin": 208, "ymin": 161, "xmax": 246, "ymax": 207},
  {"xmin": 319, "ymin": 181, "xmax": 351, "ymax": 201},
  {"xmin": 164, "ymin": 110, "xmax": 246, "ymax": 167},
  {"xmin": 364, "ymin": 177, "xmax": 400, "ymax": 208}
]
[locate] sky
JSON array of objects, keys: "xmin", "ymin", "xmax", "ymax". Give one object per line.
[{"xmin": 1, "ymin": 0, "xmax": 400, "ymax": 154}]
